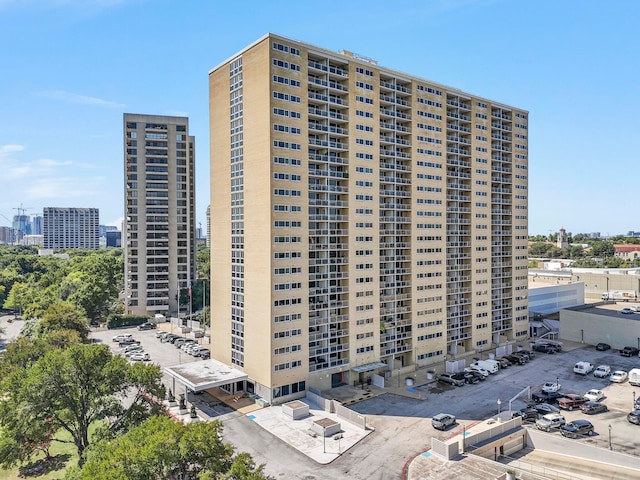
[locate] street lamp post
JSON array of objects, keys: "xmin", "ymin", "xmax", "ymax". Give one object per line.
[
  {"xmin": 556, "ymin": 376, "xmax": 559, "ymax": 390},
  {"xmin": 462, "ymin": 424, "xmax": 466, "ymax": 453},
  {"xmin": 323, "ymin": 426, "xmax": 327, "ymax": 453},
  {"xmin": 497, "ymin": 399, "xmax": 502, "ymax": 420},
  {"xmin": 634, "ymin": 391, "xmax": 636, "ymax": 410},
  {"xmin": 608, "ymin": 424, "xmax": 612, "ymax": 450}
]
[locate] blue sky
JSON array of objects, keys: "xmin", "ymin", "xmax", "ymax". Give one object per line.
[{"xmin": 0, "ymin": 0, "xmax": 638, "ymax": 236}]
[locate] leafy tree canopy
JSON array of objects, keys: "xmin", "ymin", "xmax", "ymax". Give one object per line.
[
  {"xmin": 35, "ymin": 301, "xmax": 90, "ymax": 341},
  {"xmin": 0, "ymin": 344, "xmax": 164, "ymax": 466},
  {"xmin": 68, "ymin": 416, "xmax": 273, "ymax": 480}
]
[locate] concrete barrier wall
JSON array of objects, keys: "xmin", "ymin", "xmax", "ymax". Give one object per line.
[
  {"xmin": 335, "ymin": 402, "xmax": 367, "ymax": 430},
  {"xmin": 527, "ymin": 428, "xmax": 640, "ymax": 471},
  {"xmin": 372, "ymin": 373, "xmax": 385, "ymax": 388},
  {"xmin": 431, "ymin": 438, "xmax": 459, "ymax": 460},
  {"xmin": 306, "ymin": 390, "xmax": 331, "ymax": 412}
]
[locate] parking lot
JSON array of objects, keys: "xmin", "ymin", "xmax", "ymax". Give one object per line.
[
  {"xmin": 90, "ymin": 323, "xmax": 208, "ymax": 392},
  {"xmin": 5, "ymin": 318, "xmax": 640, "ymax": 478},
  {"xmin": 90, "ymin": 329, "xmax": 640, "ymax": 478}
]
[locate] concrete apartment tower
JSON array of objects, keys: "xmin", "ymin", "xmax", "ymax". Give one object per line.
[
  {"xmin": 209, "ymin": 34, "xmax": 529, "ymax": 404},
  {"xmin": 43, "ymin": 207, "xmax": 99, "ymax": 249},
  {"xmin": 123, "ymin": 114, "xmax": 196, "ymax": 317}
]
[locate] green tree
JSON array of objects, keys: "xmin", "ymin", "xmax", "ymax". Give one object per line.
[
  {"xmin": 69, "ymin": 416, "xmax": 273, "ymax": 480},
  {"xmin": 35, "ymin": 301, "xmax": 90, "ymax": 341},
  {"xmin": 0, "ymin": 344, "xmax": 164, "ymax": 464},
  {"xmin": 2, "ymin": 281, "xmax": 29, "ymax": 317},
  {"xmin": 590, "ymin": 241, "xmax": 615, "ymax": 258}
]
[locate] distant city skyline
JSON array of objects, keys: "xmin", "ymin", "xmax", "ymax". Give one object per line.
[{"xmin": 1, "ymin": 1, "xmax": 639, "ymax": 235}]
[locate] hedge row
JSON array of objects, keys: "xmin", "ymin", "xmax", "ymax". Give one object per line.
[{"xmin": 107, "ymin": 315, "xmax": 149, "ymax": 329}]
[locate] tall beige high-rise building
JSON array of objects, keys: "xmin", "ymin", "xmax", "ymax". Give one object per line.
[
  {"xmin": 123, "ymin": 114, "xmax": 196, "ymax": 317},
  {"xmin": 209, "ymin": 34, "xmax": 529, "ymax": 404}
]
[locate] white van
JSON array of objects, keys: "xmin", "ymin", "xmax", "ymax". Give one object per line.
[
  {"xmin": 629, "ymin": 368, "xmax": 640, "ymax": 386},
  {"xmin": 470, "ymin": 360, "xmax": 499, "ymax": 374},
  {"xmin": 573, "ymin": 361, "xmax": 594, "ymax": 375}
]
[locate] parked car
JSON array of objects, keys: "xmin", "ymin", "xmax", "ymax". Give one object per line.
[
  {"xmin": 558, "ymin": 394, "xmax": 588, "ymax": 411},
  {"xmin": 517, "ymin": 350, "xmax": 535, "ymax": 360},
  {"xmin": 610, "ymin": 370, "xmax": 628, "ymax": 383},
  {"xmin": 560, "ymin": 420, "xmax": 594, "ymax": 438},
  {"xmin": 505, "ymin": 354, "xmax": 526, "ymax": 365},
  {"xmin": 529, "ymin": 403, "xmax": 561, "ymax": 416},
  {"xmin": 512, "ymin": 408, "xmax": 538, "ymax": 422},
  {"xmin": 573, "ymin": 362, "xmax": 594, "ymax": 375},
  {"xmin": 113, "ymin": 333, "xmax": 133, "ymax": 343},
  {"xmin": 183, "ymin": 343, "xmax": 201, "ymax": 353},
  {"xmin": 467, "ymin": 365, "xmax": 490, "ymax": 378},
  {"xmin": 542, "ymin": 382, "xmax": 561, "ymax": 393},
  {"xmin": 620, "ymin": 308, "xmax": 635, "ymax": 315},
  {"xmin": 161, "ymin": 334, "xmax": 180, "ymax": 343},
  {"xmin": 125, "ymin": 348, "xmax": 144, "ymax": 358},
  {"xmin": 532, "ymin": 343, "xmax": 556, "ymax": 354},
  {"xmin": 593, "ymin": 365, "xmax": 612, "ymax": 378},
  {"xmin": 531, "ymin": 391, "xmax": 563, "ymax": 405},
  {"xmin": 595, "ymin": 343, "xmax": 611, "ymax": 351},
  {"xmin": 536, "ymin": 413, "xmax": 566, "ymax": 432},
  {"xmin": 156, "ymin": 330, "xmax": 170, "ymax": 339},
  {"xmin": 580, "ymin": 401, "xmax": 608, "ymax": 415},
  {"xmin": 495, "ymin": 357, "xmax": 512, "ymax": 368},
  {"xmin": 621, "ymin": 346, "xmax": 639, "ymax": 357},
  {"xmin": 129, "ymin": 352, "xmax": 150, "ymax": 362},
  {"xmin": 584, "ymin": 389, "xmax": 605, "ymax": 402},
  {"xmin": 437, "ymin": 373, "xmax": 465, "ymax": 387},
  {"xmin": 137, "ymin": 322, "xmax": 156, "ymax": 331},
  {"xmin": 174, "ymin": 338, "xmax": 194, "ymax": 348},
  {"xmin": 119, "ymin": 339, "xmax": 140, "ymax": 347},
  {"xmin": 460, "ymin": 369, "xmax": 480, "ymax": 384},
  {"xmin": 511, "ymin": 352, "xmax": 529, "ymax": 363},
  {"xmin": 627, "ymin": 410, "xmax": 640, "ymax": 425},
  {"xmin": 123, "ymin": 344, "xmax": 144, "ymax": 354},
  {"xmin": 431, "ymin": 413, "xmax": 456, "ymax": 430},
  {"xmin": 188, "ymin": 345, "xmax": 206, "ymax": 356},
  {"xmin": 193, "ymin": 348, "xmax": 210, "ymax": 358}
]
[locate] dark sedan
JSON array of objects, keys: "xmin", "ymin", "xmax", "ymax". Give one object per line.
[
  {"xmin": 580, "ymin": 401, "xmax": 608, "ymax": 415},
  {"xmin": 528, "ymin": 403, "xmax": 560, "ymax": 416},
  {"xmin": 595, "ymin": 343, "xmax": 611, "ymax": 351},
  {"xmin": 512, "ymin": 408, "xmax": 538, "ymax": 422},
  {"xmin": 531, "ymin": 391, "xmax": 563, "ymax": 404}
]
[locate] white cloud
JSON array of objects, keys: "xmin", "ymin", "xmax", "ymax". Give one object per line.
[
  {"xmin": 24, "ymin": 176, "xmax": 106, "ymax": 200},
  {"xmin": 35, "ymin": 90, "xmax": 125, "ymax": 108},
  {"xmin": 0, "ymin": 144, "xmax": 25, "ymax": 157},
  {"xmin": 107, "ymin": 216, "xmax": 125, "ymax": 228},
  {"xmin": 35, "ymin": 158, "xmax": 74, "ymax": 168}
]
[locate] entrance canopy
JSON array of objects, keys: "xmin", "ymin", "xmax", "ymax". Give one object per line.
[
  {"xmin": 164, "ymin": 359, "xmax": 248, "ymax": 392},
  {"xmin": 352, "ymin": 362, "xmax": 387, "ymax": 373}
]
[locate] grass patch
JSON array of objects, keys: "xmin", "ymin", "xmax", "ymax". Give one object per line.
[{"xmin": 0, "ymin": 423, "xmax": 103, "ymax": 480}]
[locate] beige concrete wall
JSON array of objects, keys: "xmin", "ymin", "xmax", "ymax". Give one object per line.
[
  {"xmin": 560, "ymin": 307, "xmax": 640, "ymax": 349},
  {"xmin": 209, "ymin": 59, "xmax": 233, "ymax": 365}
]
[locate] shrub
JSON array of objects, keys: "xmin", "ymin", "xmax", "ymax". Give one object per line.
[{"xmin": 106, "ymin": 315, "xmax": 149, "ymax": 329}]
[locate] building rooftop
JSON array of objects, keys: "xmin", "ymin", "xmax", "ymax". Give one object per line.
[{"xmin": 164, "ymin": 359, "xmax": 247, "ymax": 391}]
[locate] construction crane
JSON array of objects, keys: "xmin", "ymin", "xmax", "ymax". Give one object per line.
[
  {"xmin": 13, "ymin": 203, "xmax": 32, "ymax": 217},
  {"xmin": 10, "ymin": 204, "xmax": 33, "ymax": 243}
]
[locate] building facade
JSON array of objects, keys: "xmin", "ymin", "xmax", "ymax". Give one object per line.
[
  {"xmin": 123, "ymin": 114, "xmax": 196, "ymax": 317},
  {"xmin": 42, "ymin": 207, "xmax": 99, "ymax": 249},
  {"xmin": 209, "ymin": 34, "xmax": 529, "ymax": 403}
]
